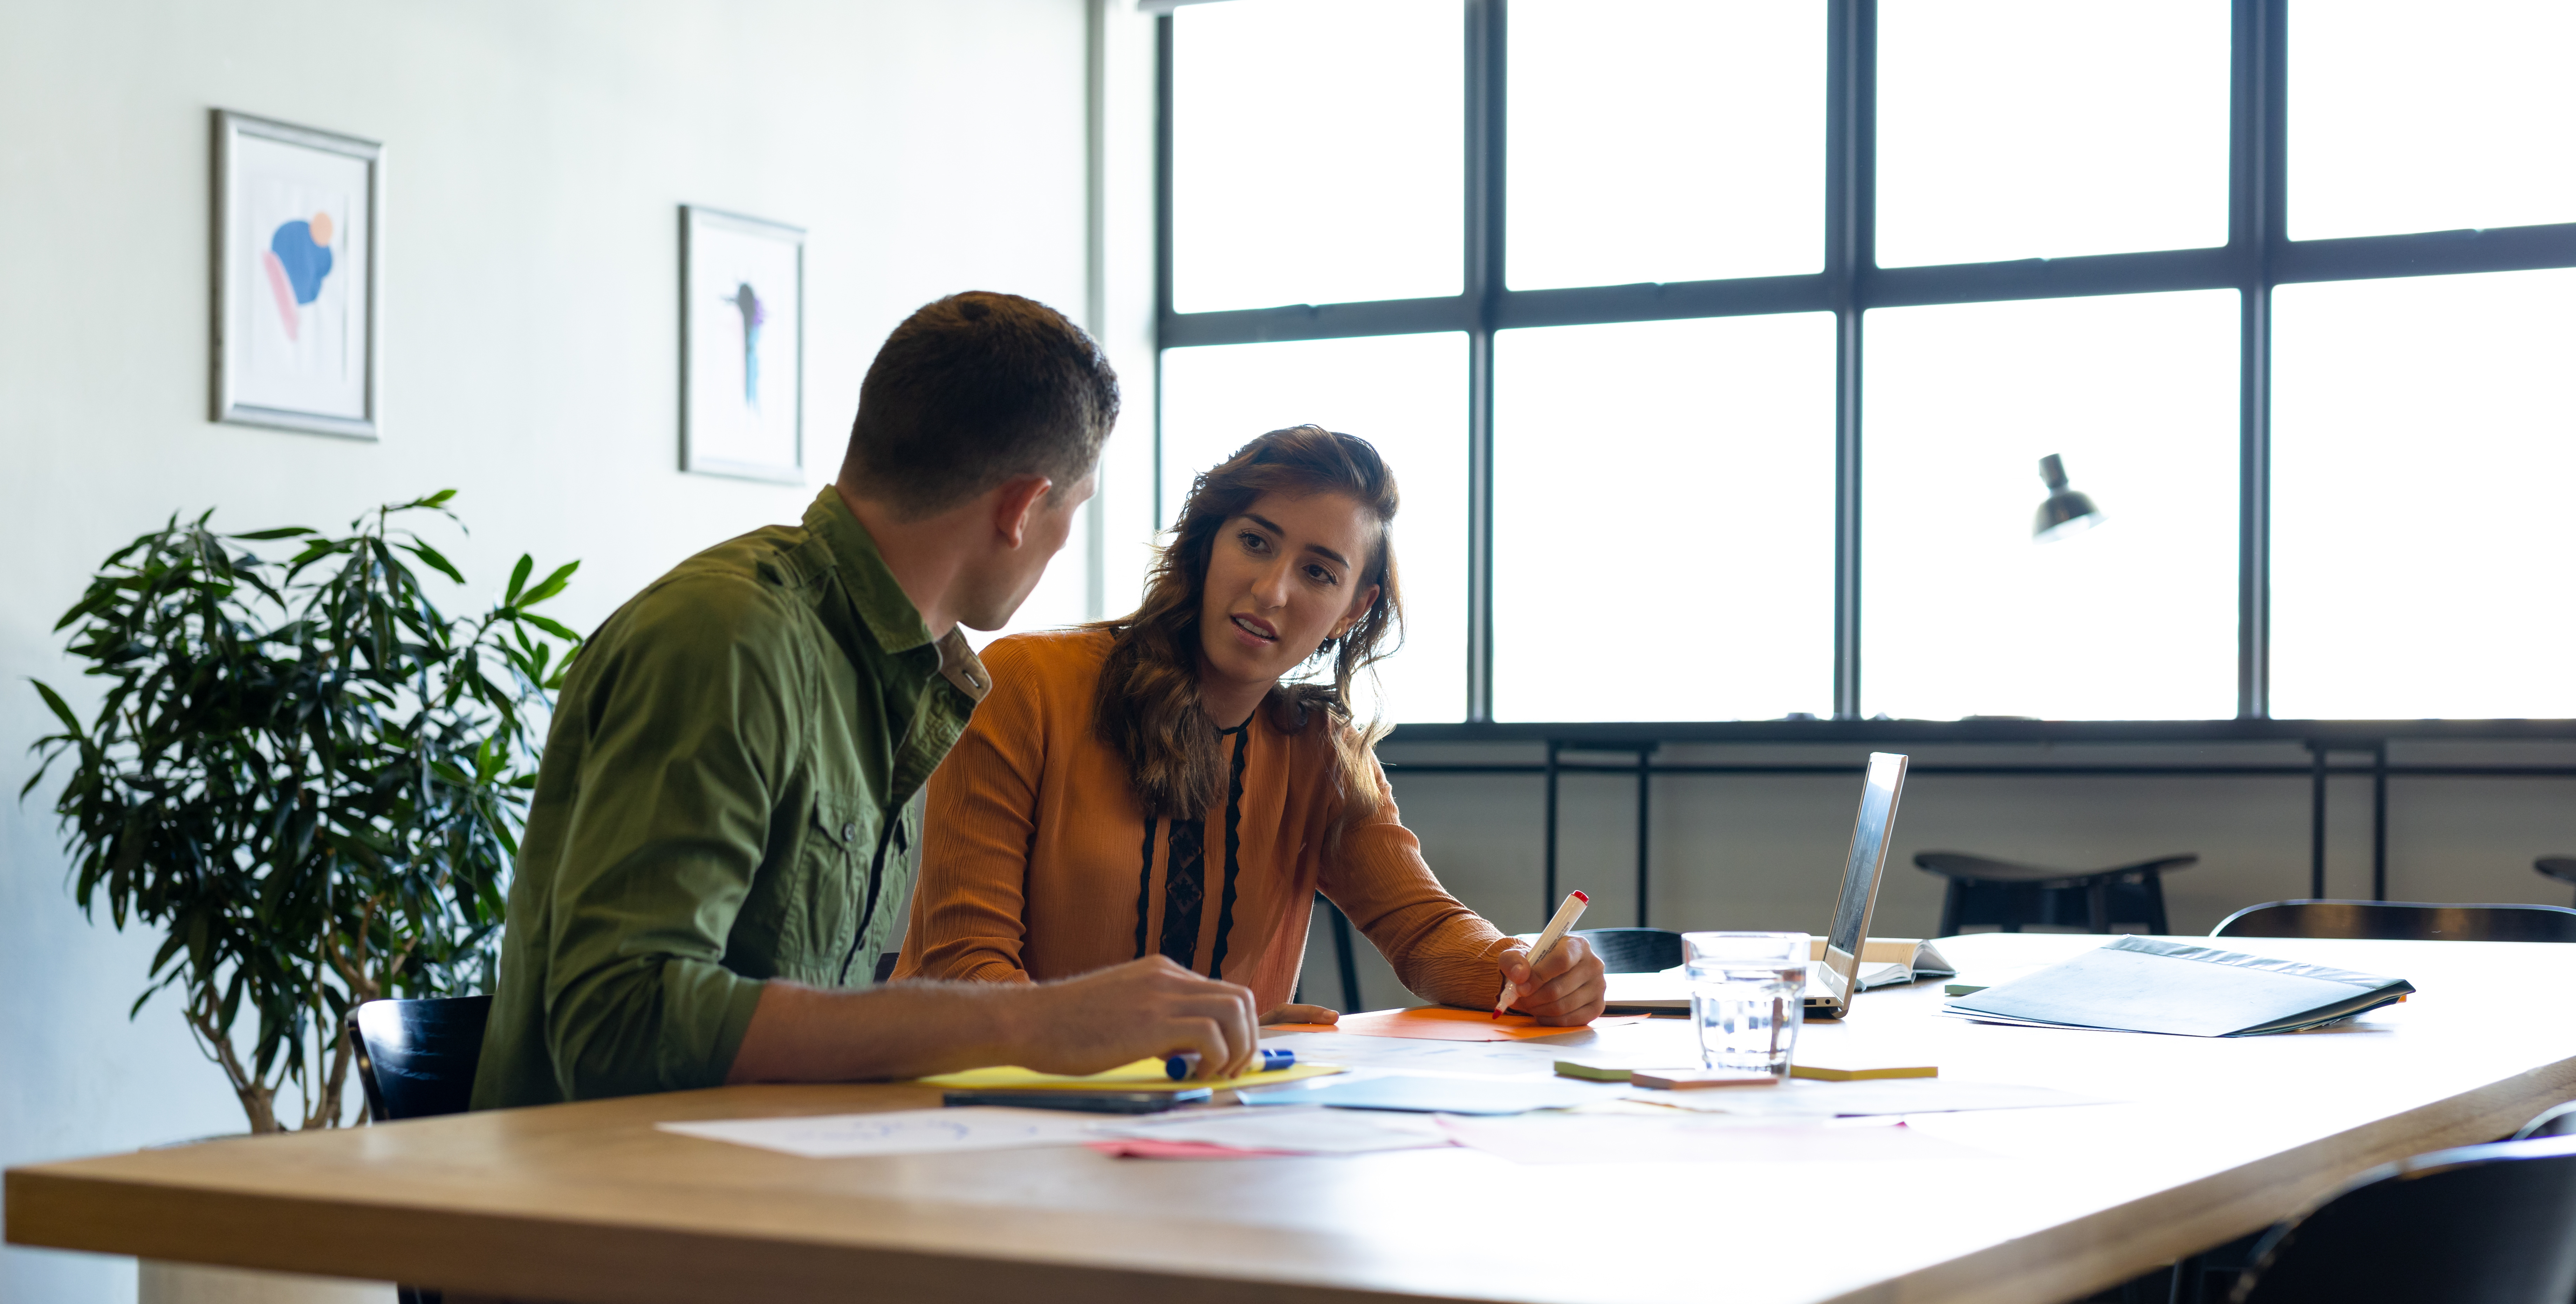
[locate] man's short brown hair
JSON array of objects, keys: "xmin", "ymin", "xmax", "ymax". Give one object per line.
[{"xmin": 840, "ymin": 292, "xmax": 1119, "ymax": 520}]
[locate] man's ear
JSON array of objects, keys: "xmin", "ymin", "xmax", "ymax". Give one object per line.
[
  {"xmin": 989, "ymin": 474, "xmax": 1056, "ymax": 549},
  {"xmin": 1328, "ymin": 584, "xmax": 1382, "ymax": 641}
]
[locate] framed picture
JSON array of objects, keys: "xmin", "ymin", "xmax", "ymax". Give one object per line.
[
  {"xmin": 681, "ymin": 206, "xmax": 805, "ymax": 482},
  {"xmin": 212, "ymin": 110, "xmax": 381, "ymax": 439}
]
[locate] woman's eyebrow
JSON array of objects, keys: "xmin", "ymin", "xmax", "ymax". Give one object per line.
[{"xmin": 1244, "ymin": 512, "xmax": 1349, "ymax": 568}]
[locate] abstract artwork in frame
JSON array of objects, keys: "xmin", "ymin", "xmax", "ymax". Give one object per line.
[
  {"xmin": 681, "ymin": 206, "xmax": 805, "ymax": 482},
  {"xmin": 212, "ymin": 110, "xmax": 382, "ymax": 439}
]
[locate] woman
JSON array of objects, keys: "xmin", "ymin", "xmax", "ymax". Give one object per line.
[{"xmin": 895, "ymin": 425, "xmax": 1605, "ymax": 1026}]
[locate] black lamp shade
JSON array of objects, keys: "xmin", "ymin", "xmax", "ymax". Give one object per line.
[{"xmin": 2033, "ymin": 454, "xmax": 2102, "ymax": 540}]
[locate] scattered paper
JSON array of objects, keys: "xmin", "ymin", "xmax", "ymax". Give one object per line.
[
  {"xmin": 1629, "ymin": 1078, "xmax": 2107, "ymax": 1118},
  {"xmin": 657, "ymin": 1107, "xmax": 1099, "ymax": 1158},
  {"xmin": 1437, "ymin": 1113, "xmax": 1991, "ymax": 1165},
  {"xmin": 1261, "ymin": 1031, "xmax": 1581, "ymax": 1075},
  {"xmin": 1267, "ymin": 1008, "xmax": 1653, "ymax": 1043},
  {"xmin": 918, "ymin": 1058, "xmax": 1342, "ymax": 1092},
  {"xmin": 1239, "ymin": 1072, "xmax": 1624, "ymax": 1115},
  {"xmin": 1096, "ymin": 1105, "xmax": 1451, "ymax": 1155}
]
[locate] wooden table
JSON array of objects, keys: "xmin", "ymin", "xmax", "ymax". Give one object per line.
[{"xmin": 13, "ymin": 933, "xmax": 2576, "ymax": 1304}]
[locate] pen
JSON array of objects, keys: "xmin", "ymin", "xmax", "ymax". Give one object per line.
[
  {"xmin": 1496, "ymin": 890, "xmax": 1590, "ymax": 1018},
  {"xmin": 1165, "ymin": 1047, "xmax": 1295, "ymax": 1080}
]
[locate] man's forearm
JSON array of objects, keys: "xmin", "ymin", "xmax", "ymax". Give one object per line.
[{"xmin": 722, "ymin": 979, "xmax": 1035, "ymax": 1084}]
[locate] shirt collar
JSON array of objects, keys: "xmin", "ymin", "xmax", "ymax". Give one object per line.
[{"xmin": 802, "ymin": 488, "xmax": 990, "ymax": 703}]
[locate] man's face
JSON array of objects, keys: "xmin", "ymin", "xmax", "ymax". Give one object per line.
[{"xmin": 958, "ymin": 470, "xmax": 1096, "ymax": 632}]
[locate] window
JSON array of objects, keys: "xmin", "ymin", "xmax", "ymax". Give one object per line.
[
  {"xmin": 1862, "ymin": 291, "xmax": 2239, "ymax": 720},
  {"xmin": 2270, "ymin": 269, "xmax": 2576, "ymax": 719},
  {"xmin": 1506, "ymin": 0, "xmax": 1824, "ymax": 288},
  {"xmin": 1876, "ymin": 0, "xmax": 2229, "ymax": 268},
  {"xmin": 1160, "ymin": 0, "xmax": 2576, "ymax": 725},
  {"xmin": 1492, "ymin": 314, "xmax": 1836, "ymax": 722}
]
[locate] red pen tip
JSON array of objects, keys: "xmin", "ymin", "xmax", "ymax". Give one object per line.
[{"xmin": 1571, "ymin": 890, "xmax": 1588, "ymax": 903}]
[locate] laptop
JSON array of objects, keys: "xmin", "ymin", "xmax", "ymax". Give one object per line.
[
  {"xmin": 1596, "ymin": 751, "xmax": 1912, "ymax": 1019},
  {"xmin": 1805, "ymin": 751, "xmax": 1911, "ymax": 1019}
]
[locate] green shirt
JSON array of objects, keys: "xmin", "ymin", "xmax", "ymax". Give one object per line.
[{"xmin": 471, "ymin": 489, "xmax": 989, "ymax": 1109}]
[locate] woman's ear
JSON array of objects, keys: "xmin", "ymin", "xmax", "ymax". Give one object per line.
[{"xmin": 1328, "ymin": 584, "xmax": 1383, "ymax": 641}]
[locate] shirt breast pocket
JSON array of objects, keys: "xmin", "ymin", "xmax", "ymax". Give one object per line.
[{"xmin": 803, "ymin": 797, "xmax": 865, "ymax": 978}]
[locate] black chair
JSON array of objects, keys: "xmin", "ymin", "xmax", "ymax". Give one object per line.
[
  {"xmin": 1302, "ymin": 894, "xmax": 1361, "ymax": 1012},
  {"xmin": 1915, "ymin": 851, "xmax": 2196, "ymax": 936},
  {"xmin": 2212, "ymin": 900, "xmax": 2576, "ymax": 944},
  {"xmin": 1572, "ymin": 927, "xmax": 1683, "ymax": 974},
  {"xmin": 2536, "ymin": 856, "xmax": 2576, "ymax": 908},
  {"xmin": 348, "ymin": 994, "xmax": 493, "ymax": 1124},
  {"xmin": 347, "ymin": 995, "xmax": 493, "ymax": 1304},
  {"xmin": 2227, "ymin": 1134, "xmax": 2576, "ymax": 1303},
  {"xmin": 2517, "ymin": 1101, "xmax": 2576, "ymax": 1141}
]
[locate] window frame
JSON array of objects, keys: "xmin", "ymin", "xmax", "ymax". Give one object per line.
[{"xmin": 1155, "ymin": 0, "xmax": 2576, "ymax": 733}]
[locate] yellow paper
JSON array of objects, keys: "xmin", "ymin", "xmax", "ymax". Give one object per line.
[{"xmin": 918, "ymin": 1058, "xmax": 1343, "ymax": 1093}]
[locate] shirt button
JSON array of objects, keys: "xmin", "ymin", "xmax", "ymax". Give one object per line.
[{"xmin": 841, "ymin": 823, "xmax": 858, "ymax": 840}]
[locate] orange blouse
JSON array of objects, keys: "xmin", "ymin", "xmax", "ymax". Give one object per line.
[{"xmin": 895, "ymin": 629, "xmax": 1511, "ymax": 1010}]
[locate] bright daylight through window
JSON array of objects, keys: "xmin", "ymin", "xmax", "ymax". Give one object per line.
[{"xmin": 1160, "ymin": 0, "xmax": 2576, "ymax": 726}]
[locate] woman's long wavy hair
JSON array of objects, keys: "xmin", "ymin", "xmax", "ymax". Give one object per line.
[{"xmin": 1093, "ymin": 425, "xmax": 1403, "ymax": 841}]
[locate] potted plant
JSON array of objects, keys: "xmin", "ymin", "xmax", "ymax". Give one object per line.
[{"xmin": 25, "ymin": 491, "xmax": 578, "ymax": 1134}]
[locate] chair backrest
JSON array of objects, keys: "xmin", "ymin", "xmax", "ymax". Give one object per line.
[
  {"xmin": 2212, "ymin": 900, "xmax": 2576, "ymax": 944},
  {"xmin": 347, "ymin": 995, "xmax": 494, "ymax": 1122},
  {"xmin": 1573, "ymin": 928, "xmax": 1683, "ymax": 974},
  {"xmin": 2233, "ymin": 1136, "xmax": 2576, "ymax": 1304},
  {"xmin": 2518, "ymin": 1101, "xmax": 2576, "ymax": 1141}
]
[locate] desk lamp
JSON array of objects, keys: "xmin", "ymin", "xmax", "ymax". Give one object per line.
[{"xmin": 2033, "ymin": 454, "xmax": 2102, "ymax": 541}]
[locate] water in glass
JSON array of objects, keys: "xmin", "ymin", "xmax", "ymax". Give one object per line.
[{"xmin": 1684, "ymin": 932, "xmax": 1808, "ymax": 1077}]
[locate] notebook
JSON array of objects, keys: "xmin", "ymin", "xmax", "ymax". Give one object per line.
[{"xmin": 1940, "ymin": 935, "xmax": 2414, "ymax": 1037}]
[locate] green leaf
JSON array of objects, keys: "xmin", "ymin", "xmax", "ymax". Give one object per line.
[
  {"xmin": 503, "ymin": 555, "xmax": 533, "ymax": 605},
  {"xmin": 521, "ymin": 613, "xmax": 578, "ymax": 642},
  {"xmin": 515, "ymin": 561, "xmax": 580, "ymax": 608},
  {"xmin": 400, "ymin": 540, "xmax": 466, "ymax": 586},
  {"xmin": 229, "ymin": 527, "xmax": 315, "ymax": 541},
  {"xmin": 29, "ymin": 679, "xmax": 83, "ymax": 734}
]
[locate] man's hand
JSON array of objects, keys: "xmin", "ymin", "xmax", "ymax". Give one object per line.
[
  {"xmin": 1011, "ymin": 957, "xmax": 1261, "ymax": 1080},
  {"xmin": 1261, "ymin": 1003, "xmax": 1340, "ymax": 1026},
  {"xmin": 1498, "ymin": 934, "xmax": 1606, "ymax": 1025}
]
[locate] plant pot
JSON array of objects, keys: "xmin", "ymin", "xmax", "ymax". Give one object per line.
[{"xmin": 139, "ymin": 1261, "xmax": 396, "ymax": 1304}]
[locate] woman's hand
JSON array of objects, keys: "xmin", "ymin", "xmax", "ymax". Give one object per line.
[
  {"xmin": 1261, "ymin": 1003, "xmax": 1340, "ymax": 1026},
  {"xmin": 1499, "ymin": 934, "xmax": 1607, "ymax": 1025}
]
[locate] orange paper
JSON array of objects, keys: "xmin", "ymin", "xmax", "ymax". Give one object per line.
[{"xmin": 1269, "ymin": 1007, "xmax": 1656, "ymax": 1042}]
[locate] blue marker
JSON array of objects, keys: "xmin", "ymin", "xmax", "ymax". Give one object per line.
[{"xmin": 1165, "ymin": 1048, "xmax": 1295, "ymax": 1080}]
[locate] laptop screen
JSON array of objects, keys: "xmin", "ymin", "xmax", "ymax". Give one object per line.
[{"xmin": 1818, "ymin": 752, "xmax": 1910, "ymax": 1005}]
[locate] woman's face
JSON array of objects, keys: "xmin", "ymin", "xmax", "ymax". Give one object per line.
[{"xmin": 1195, "ymin": 490, "xmax": 1382, "ymax": 704}]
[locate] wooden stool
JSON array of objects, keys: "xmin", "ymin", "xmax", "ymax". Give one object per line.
[{"xmin": 1914, "ymin": 851, "xmax": 2197, "ymax": 936}]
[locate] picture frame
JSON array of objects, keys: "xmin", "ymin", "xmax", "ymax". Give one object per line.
[
  {"xmin": 680, "ymin": 206, "xmax": 806, "ymax": 482},
  {"xmin": 212, "ymin": 110, "xmax": 382, "ymax": 440}
]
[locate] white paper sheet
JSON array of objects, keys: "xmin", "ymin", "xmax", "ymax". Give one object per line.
[
  {"xmin": 1257, "ymin": 1030, "xmax": 1577, "ymax": 1075},
  {"xmin": 1628, "ymin": 1078, "xmax": 2108, "ymax": 1118},
  {"xmin": 1098, "ymin": 1105, "xmax": 1451, "ymax": 1154},
  {"xmin": 657, "ymin": 1107, "xmax": 1101, "ymax": 1158}
]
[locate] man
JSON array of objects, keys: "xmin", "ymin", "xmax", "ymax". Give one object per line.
[{"xmin": 473, "ymin": 292, "xmax": 1261, "ymax": 1110}]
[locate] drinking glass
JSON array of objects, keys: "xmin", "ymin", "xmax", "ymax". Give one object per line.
[{"xmin": 1683, "ymin": 931, "xmax": 1809, "ymax": 1077}]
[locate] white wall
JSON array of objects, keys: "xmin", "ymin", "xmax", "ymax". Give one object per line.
[{"xmin": 0, "ymin": 2, "xmax": 1105, "ymax": 1299}]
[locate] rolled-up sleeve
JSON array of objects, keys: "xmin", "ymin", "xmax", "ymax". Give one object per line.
[
  {"xmin": 1321, "ymin": 758, "xmax": 1513, "ymax": 1010},
  {"xmin": 539, "ymin": 576, "xmax": 795, "ymax": 1099}
]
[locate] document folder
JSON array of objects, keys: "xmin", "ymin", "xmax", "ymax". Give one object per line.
[{"xmin": 1942, "ymin": 936, "xmax": 2414, "ymax": 1037}]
